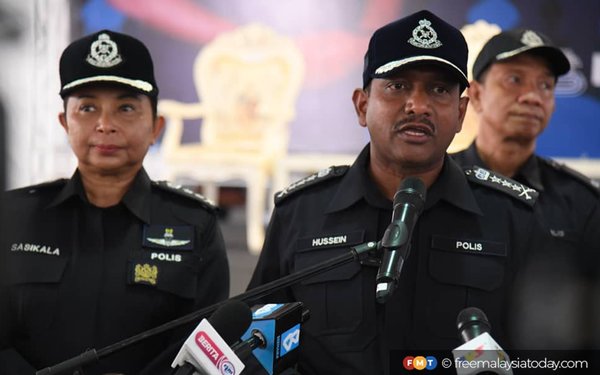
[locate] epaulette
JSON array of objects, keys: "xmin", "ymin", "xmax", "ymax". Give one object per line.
[
  {"xmin": 274, "ymin": 165, "xmax": 349, "ymax": 205},
  {"xmin": 540, "ymin": 158, "xmax": 600, "ymax": 196},
  {"xmin": 464, "ymin": 166, "xmax": 539, "ymax": 207},
  {"xmin": 153, "ymin": 181, "xmax": 218, "ymax": 212},
  {"xmin": 10, "ymin": 179, "xmax": 67, "ymax": 195}
]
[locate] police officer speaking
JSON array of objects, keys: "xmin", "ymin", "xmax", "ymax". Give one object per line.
[
  {"xmin": 248, "ymin": 10, "xmax": 545, "ymax": 375},
  {"xmin": 0, "ymin": 30, "xmax": 230, "ymax": 374}
]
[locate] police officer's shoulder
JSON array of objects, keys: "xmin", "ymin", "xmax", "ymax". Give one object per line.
[
  {"xmin": 464, "ymin": 166, "xmax": 539, "ymax": 207},
  {"xmin": 7, "ymin": 178, "xmax": 68, "ymax": 196},
  {"xmin": 152, "ymin": 180, "xmax": 218, "ymax": 212},
  {"xmin": 274, "ymin": 165, "xmax": 350, "ymax": 206},
  {"xmin": 539, "ymin": 158, "xmax": 600, "ymax": 196}
]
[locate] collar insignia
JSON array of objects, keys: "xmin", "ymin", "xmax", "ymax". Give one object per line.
[
  {"xmin": 134, "ymin": 263, "xmax": 158, "ymax": 285},
  {"xmin": 87, "ymin": 33, "xmax": 122, "ymax": 68},
  {"xmin": 408, "ymin": 18, "xmax": 442, "ymax": 49}
]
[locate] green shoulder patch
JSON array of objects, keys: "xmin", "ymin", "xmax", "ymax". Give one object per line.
[
  {"xmin": 540, "ymin": 158, "xmax": 600, "ymax": 196},
  {"xmin": 464, "ymin": 166, "xmax": 539, "ymax": 207},
  {"xmin": 153, "ymin": 181, "xmax": 218, "ymax": 211},
  {"xmin": 275, "ymin": 165, "xmax": 349, "ymax": 205}
]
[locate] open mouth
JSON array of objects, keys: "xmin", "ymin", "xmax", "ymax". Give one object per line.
[{"xmin": 398, "ymin": 124, "xmax": 434, "ymax": 137}]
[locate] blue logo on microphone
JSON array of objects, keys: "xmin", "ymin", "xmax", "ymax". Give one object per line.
[
  {"xmin": 278, "ymin": 324, "xmax": 300, "ymax": 357},
  {"xmin": 253, "ymin": 303, "xmax": 284, "ymax": 319}
]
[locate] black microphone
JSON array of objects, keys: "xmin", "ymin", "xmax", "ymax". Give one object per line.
[
  {"xmin": 452, "ymin": 307, "xmax": 513, "ymax": 375},
  {"xmin": 457, "ymin": 307, "xmax": 492, "ymax": 343},
  {"xmin": 376, "ymin": 177, "xmax": 426, "ymax": 303},
  {"xmin": 234, "ymin": 302, "xmax": 308, "ymax": 375},
  {"xmin": 171, "ymin": 299, "xmax": 252, "ymax": 375}
]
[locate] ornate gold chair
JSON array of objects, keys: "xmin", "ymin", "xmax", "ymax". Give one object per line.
[{"xmin": 159, "ymin": 23, "xmax": 305, "ymax": 254}]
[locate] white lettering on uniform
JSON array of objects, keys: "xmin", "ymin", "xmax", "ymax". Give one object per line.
[
  {"xmin": 311, "ymin": 235, "xmax": 348, "ymax": 247},
  {"xmin": 10, "ymin": 243, "xmax": 60, "ymax": 256},
  {"xmin": 456, "ymin": 241, "xmax": 483, "ymax": 251},
  {"xmin": 150, "ymin": 252, "xmax": 182, "ymax": 262}
]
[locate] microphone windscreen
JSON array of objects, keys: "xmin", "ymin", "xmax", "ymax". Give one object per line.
[
  {"xmin": 208, "ymin": 300, "xmax": 252, "ymax": 345},
  {"xmin": 395, "ymin": 177, "xmax": 426, "ymax": 204},
  {"xmin": 456, "ymin": 307, "xmax": 491, "ymax": 342}
]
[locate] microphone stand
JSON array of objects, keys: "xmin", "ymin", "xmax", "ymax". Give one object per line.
[{"xmin": 36, "ymin": 241, "xmax": 379, "ymax": 375}]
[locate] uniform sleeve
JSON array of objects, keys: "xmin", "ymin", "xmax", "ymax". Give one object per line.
[
  {"xmin": 195, "ymin": 213, "xmax": 230, "ymax": 305},
  {"xmin": 0, "ymin": 247, "xmax": 37, "ymax": 373},
  {"xmin": 246, "ymin": 208, "xmax": 294, "ymax": 303}
]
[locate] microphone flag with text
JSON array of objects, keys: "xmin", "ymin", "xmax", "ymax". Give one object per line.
[
  {"xmin": 376, "ymin": 177, "xmax": 426, "ymax": 303},
  {"xmin": 171, "ymin": 299, "xmax": 252, "ymax": 375},
  {"xmin": 236, "ymin": 302, "xmax": 307, "ymax": 375},
  {"xmin": 452, "ymin": 307, "xmax": 513, "ymax": 375}
]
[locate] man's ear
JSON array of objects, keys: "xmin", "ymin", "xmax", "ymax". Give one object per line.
[
  {"xmin": 352, "ymin": 88, "xmax": 368, "ymax": 128},
  {"xmin": 151, "ymin": 115, "xmax": 165, "ymax": 145},
  {"xmin": 467, "ymin": 81, "xmax": 483, "ymax": 114},
  {"xmin": 456, "ymin": 95, "xmax": 470, "ymax": 133}
]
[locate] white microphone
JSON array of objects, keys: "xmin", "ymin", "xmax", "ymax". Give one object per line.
[
  {"xmin": 171, "ymin": 299, "xmax": 252, "ymax": 375},
  {"xmin": 452, "ymin": 307, "xmax": 513, "ymax": 375}
]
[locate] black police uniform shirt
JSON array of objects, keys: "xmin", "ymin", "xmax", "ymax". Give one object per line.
[
  {"xmin": 0, "ymin": 168, "xmax": 230, "ymax": 374},
  {"xmin": 247, "ymin": 145, "xmax": 540, "ymax": 375},
  {"xmin": 453, "ymin": 142, "xmax": 600, "ymax": 348}
]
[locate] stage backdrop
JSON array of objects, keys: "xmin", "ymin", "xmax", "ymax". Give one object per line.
[{"xmin": 75, "ymin": 0, "xmax": 600, "ymax": 159}]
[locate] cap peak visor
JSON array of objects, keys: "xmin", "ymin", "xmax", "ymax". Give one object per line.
[
  {"xmin": 60, "ymin": 75, "xmax": 154, "ymax": 96},
  {"xmin": 373, "ymin": 56, "xmax": 469, "ymax": 87},
  {"xmin": 495, "ymin": 46, "xmax": 570, "ymax": 76}
]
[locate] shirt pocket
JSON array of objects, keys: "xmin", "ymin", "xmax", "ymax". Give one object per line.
[
  {"xmin": 293, "ymin": 245, "xmax": 364, "ymax": 333},
  {"xmin": 429, "ymin": 235, "xmax": 507, "ymax": 291},
  {"xmin": 5, "ymin": 254, "xmax": 69, "ymax": 333},
  {"xmin": 127, "ymin": 255, "xmax": 199, "ymax": 300},
  {"xmin": 425, "ymin": 236, "xmax": 508, "ymax": 339}
]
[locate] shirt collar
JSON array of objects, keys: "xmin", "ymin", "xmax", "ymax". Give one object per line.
[
  {"xmin": 427, "ymin": 156, "xmax": 483, "ymax": 216},
  {"xmin": 122, "ymin": 168, "xmax": 152, "ymax": 223},
  {"xmin": 326, "ymin": 145, "xmax": 482, "ymax": 216},
  {"xmin": 47, "ymin": 168, "xmax": 152, "ymax": 223},
  {"xmin": 326, "ymin": 144, "xmax": 372, "ymax": 213}
]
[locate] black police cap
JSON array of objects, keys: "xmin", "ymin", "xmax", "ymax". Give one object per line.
[
  {"xmin": 363, "ymin": 9, "xmax": 469, "ymax": 89},
  {"xmin": 472, "ymin": 28, "xmax": 570, "ymax": 81},
  {"xmin": 59, "ymin": 29, "xmax": 158, "ymax": 98}
]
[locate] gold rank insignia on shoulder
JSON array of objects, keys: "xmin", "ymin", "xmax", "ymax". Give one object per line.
[{"xmin": 134, "ymin": 263, "xmax": 158, "ymax": 285}]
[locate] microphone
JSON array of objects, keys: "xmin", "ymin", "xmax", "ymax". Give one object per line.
[
  {"xmin": 235, "ymin": 302, "xmax": 307, "ymax": 375},
  {"xmin": 452, "ymin": 307, "xmax": 513, "ymax": 375},
  {"xmin": 171, "ymin": 299, "xmax": 252, "ymax": 375},
  {"xmin": 376, "ymin": 177, "xmax": 426, "ymax": 303}
]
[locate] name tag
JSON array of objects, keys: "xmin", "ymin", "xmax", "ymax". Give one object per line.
[
  {"xmin": 297, "ymin": 230, "xmax": 364, "ymax": 251},
  {"xmin": 431, "ymin": 235, "xmax": 506, "ymax": 257}
]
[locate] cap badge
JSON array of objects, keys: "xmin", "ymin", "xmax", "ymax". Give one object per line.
[
  {"xmin": 86, "ymin": 33, "xmax": 123, "ymax": 68},
  {"xmin": 520, "ymin": 30, "xmax": 544, "ymax": 47},
  {"xmin": 408, "ymin": 18, "xmax": 442, "ymax": 49}
]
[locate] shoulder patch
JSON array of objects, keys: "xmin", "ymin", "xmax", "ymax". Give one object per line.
[
  {"xmin": 153, "ymin": 181, "xmax": 218, "ymax": 211},
  {"xmin": 274, "ymin": 165, "xmax": 349, "ymax": 205},
  {"xmin": 464, "ymin": 166, "xmax": 539, "ymax": 207},
  {"xmin": 9, "ymin": 179, "xmax": 67, "ymax": 195},
  {"xmin": 540, "ymin": 158, "xmax": 600, "ymax": 196}
]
